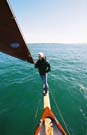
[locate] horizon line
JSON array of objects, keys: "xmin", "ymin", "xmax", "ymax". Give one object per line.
[{"xmin": 27, "ymin": 42, "xmax": 87, "ymax": 45}]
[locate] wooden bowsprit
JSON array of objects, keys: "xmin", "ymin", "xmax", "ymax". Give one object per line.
[
  {"xmin": 34, "ymin": 90, "xmax": 67, "ymax": 135},
  {"xmin": 43, "ymin": 91, "xmax": 53, "ymax": 135}
]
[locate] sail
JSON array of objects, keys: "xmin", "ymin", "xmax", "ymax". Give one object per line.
[{"xmin": 0, "ymin": 0, "xmax": 34, "ymax": 63}]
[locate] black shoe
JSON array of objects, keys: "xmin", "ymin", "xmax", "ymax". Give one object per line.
[{"xmin": 43, "ymin": 90, "xmax": 47, "ymax": 96}]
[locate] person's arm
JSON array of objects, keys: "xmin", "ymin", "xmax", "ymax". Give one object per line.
[
  {"xmin": 34, "ymin": 60, "xmax": 39, "ymax": 68},
  {"xmin": 46, "ymin": 62, "xmax": 51, "ymax": 72}
]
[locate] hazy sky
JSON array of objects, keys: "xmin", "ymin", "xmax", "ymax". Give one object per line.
[{"xmin": 9, "ymin": 0, "xmax": 87, "ymax": 43}]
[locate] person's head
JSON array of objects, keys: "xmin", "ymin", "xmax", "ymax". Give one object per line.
[{"xmin": 38, "ymin": 52, "xmax": 45, "ymax": 60}]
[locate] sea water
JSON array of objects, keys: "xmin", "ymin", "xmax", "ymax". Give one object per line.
[{"xmin": 0, "ymin": 43, "xmax": 87, "ymax": 135}]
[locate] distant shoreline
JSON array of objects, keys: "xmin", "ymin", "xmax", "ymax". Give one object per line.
[{"xmin": 28, "ymin": 43, "xmax": 87, "ymax": 45}]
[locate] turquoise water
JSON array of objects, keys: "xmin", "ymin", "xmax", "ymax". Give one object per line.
[{"xmin": 0, "ymin": 43, "xmax": 87, "ymax": 135}]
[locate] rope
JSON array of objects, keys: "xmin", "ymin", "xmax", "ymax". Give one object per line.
[
  {"xmin": 35, "ymin": 98, "xmax": 41, "ymax": 120},
  {"xmin": 50, "ymin": 90, "xmax": 71, "ymax": 135}
]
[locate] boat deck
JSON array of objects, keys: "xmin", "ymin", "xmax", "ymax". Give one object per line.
[{"xmin": 44, "ymin": 91, "xmax": 51, "ymax": 109}]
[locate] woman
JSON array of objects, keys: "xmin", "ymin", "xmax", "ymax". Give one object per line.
[{"xmin": 35, "ymin": 52, "xmax": 51, "ymax": 95}]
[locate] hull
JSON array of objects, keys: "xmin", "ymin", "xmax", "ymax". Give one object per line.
[{"xmin": 34, "ymin": 107, "xmax": 66, "ymax": 135}]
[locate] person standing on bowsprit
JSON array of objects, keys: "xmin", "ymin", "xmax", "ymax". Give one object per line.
[{"xmin": 34, "ymin": 52, "xmax": 51, "ymax": 95}]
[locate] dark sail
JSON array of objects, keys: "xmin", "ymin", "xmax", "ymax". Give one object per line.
[{"xmin": 0, "ymin": 0, "xmax": 34, "ymax": 64}]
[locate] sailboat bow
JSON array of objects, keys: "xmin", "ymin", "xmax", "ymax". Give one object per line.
[
  {"xmin": 35, "ymin": 107, "xmax": 67, "ymax": 135},
  {"xmin": 34, "ymin": 91, "xmax": 67, "ymax": 135}
]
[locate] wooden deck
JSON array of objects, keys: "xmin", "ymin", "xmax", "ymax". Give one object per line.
[
  {"xmin": 43, "ymin": 91, "xmax": 53, "ymax": 135},
  {"xmin": 44, "ymin": 91, "xmax": 51, "ymax": 109}
]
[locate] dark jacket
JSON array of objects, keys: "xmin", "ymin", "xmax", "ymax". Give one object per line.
[{"xmin": 35, "ymin": 58, "xmax": 51, "ymax": 75}]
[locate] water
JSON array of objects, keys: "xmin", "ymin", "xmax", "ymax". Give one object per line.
[{"xmin": 0, "ymin": 43, "xmax": 87, "ymax": 135}]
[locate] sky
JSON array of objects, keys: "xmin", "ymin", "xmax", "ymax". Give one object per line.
[{"xmin": 9, "ymin": 0, "xmax": 87, "ymax": 43}]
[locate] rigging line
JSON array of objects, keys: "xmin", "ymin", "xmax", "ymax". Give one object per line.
[
  {"xmin": 50, "ymin": 90, "xmax": 71, "ymax": 135},
  {"xmin": 35, "ymin": 98, "xmax": 41, "ymax": 120}
]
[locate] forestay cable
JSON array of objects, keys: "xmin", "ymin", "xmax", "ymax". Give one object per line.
[
  {"xmin": 35, "ymin": 98, "xmax": 41, "ymax": 120},
  {"xmin": 50, "ymin": 90, "xmax": 71, "ymax": 135}
]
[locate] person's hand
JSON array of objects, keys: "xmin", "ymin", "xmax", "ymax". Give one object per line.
[{"xmin": 33, "ymin": 61, "xmax": 36, "ymax": 64}]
